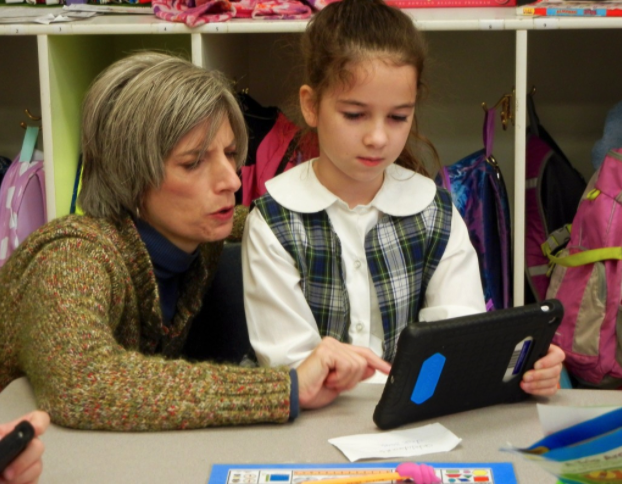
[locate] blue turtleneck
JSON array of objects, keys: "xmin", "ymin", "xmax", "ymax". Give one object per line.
[
  {"xmin": 135, "ymin": 218, "xmax": 300, "ymax": 420},
  {"xmin": 135, "ymin": 218, "xmax": 198, "ymax": 325}
]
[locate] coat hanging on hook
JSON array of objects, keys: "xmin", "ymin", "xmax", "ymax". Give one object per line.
[{"xmin": 524, "ymin": 87, "xmax": 586, "ymax": 303}]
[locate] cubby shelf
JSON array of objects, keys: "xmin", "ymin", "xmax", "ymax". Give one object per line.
[{"xmin": 2, "ymin": 10, "xmax": 621, "ymax": 305}]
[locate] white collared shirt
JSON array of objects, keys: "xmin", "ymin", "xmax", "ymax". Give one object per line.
[{"xmin": 242, "ymin": 160, "xmax": 486, "ymax": 370}]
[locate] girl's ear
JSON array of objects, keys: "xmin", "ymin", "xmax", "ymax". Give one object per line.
[{"xmin": 299, "ymin": 85, "xmax": 318, "ymax": 128}]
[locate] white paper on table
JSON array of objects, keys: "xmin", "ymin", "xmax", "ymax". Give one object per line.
[
  {"xmin": 328, "ymin": 423, "xmax": 461, "ymax": 462},
  {"xmin": 537, "ymin": 404, "xmax": 622, "ymax": 435}
]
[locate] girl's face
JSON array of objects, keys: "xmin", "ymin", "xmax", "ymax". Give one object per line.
[
  {"xmin": 300, "ymin": 58, "xmax": 417, "ymax": 208},
  {"xmin": 140, "ymin": 119, "xmax": 241, "ymax": 253}
]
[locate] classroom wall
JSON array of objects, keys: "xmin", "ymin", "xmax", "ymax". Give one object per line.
[
  {"xmin": 240, "ymin": 29, "xmax": 622, "ymax": 204},
  {"xmin": 3, "ymin": 29, "xmax": 622, "ymax": 206},
  {"xmin": 0, "ymin": 37, "xmax": 41, "ymax": 160}
]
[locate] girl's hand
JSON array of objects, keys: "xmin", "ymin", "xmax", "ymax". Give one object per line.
[
  {"xmin": 296, "ymin": 337, "xmax": 391, "ymax": 409},
  {"xmin": 0, "ymin": 411, "xmax": 50, "ymax": 484},
  {"xmin": 520, "ymin": 344, "xmax": 566, "ymax": 396}
]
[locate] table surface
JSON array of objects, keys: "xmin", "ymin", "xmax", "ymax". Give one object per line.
[{"xmin": 1, "ymin": 377, "xmax": 620, "ymax": 484}]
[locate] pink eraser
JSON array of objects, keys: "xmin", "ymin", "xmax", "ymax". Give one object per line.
[{"xmin": 395, "ymin": 462, "xmax": 440, "ymax": 484}]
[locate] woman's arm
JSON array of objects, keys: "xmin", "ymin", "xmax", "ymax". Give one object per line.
[
  {"xmin": 242, "ymin": 208, "xmax": 322, "ymax": 368},
  {"xmin": 13, "ymin": 238, "xmax": 292, "ymax": 431}
]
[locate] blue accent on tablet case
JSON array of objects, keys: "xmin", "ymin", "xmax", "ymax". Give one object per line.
[
  {"xmin": 512, "ymin": 339, "xmax": 532, "ymax": 375},
  {"xmin": 411, "ymin": 353, "xmax": 446, "ymax": 404}
]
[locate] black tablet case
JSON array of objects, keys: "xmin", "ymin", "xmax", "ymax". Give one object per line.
[{"xmin": 373, "ymin": 299, "xmax": 563, "ymax": 430}]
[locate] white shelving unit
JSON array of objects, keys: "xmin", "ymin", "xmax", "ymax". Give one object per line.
[{"xmin": 1, "ymin": 10, "xmax": 622, "ymax": 305}]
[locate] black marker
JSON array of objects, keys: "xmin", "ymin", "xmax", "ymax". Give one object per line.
[{"xmin": 0, "ymin": 421, "xmax": 35, "ymax": 474}]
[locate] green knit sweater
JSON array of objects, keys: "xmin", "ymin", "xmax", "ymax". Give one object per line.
[{"xmin": 0, "ymin": 214, "xmax": 291, "ymax": 430}]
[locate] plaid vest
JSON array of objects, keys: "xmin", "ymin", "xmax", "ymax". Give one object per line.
[{"xmin": 254, "ymin": 188, "xmax": 453, "ymax": 362}]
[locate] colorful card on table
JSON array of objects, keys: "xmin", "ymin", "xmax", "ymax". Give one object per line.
[
  {"xmin": 505, "ymin": 406, "xmax": 622, "ymax": 484},
  {"xmin": 208, "ymin": 462, "xmax": 518, "ymax": 484}
]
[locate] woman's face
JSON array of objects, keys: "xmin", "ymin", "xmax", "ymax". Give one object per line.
[{"xmin": 141, "ymin": 119, "xmax": 241, "ymax": 253}]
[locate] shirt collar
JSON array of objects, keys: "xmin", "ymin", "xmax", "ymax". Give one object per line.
[
  {"xmin": 265, "ymin": 159, "xmax": 437, "ymax": 216},
  {"xmin": 135, "ymin": 218, "xmax": 199, "ymax": 278}
]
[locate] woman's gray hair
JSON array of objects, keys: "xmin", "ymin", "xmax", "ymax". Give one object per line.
[{"xmin": 79, "ymin": 51, "xmax": 248, "ymax": 221}]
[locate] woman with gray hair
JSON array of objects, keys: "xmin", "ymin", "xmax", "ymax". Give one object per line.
[{"xmin": 0, "ymin": 51, "xmax": 389, "ymax": 432}]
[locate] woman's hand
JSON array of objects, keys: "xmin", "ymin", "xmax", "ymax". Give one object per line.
[
  {"xmin": 296, "ymin": 337, "xmax": 391, "ymax": 409},
  {"xmin": 520, "ymin": 344, "xmax": 566, "ymax": 396},
  {"xmin": 0, "ymin": 411, "xmax": 50, "ymax": 484}
]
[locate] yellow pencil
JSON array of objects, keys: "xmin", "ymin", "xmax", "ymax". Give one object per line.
[{"xmin": 299, "ymin": 463, "xmax": 440, "ymax": 484}]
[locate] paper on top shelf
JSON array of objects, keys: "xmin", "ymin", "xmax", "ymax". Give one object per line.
[
  {"xmin": 0, "ymin": 6, "xmax": 96, "ymax": 23},
  {"xmin": 63, "ymin": 4, "xmax": 153, "ymax": 13}
]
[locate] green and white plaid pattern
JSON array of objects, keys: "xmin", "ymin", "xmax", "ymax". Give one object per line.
[
  {"xmin": 255, "ymin": 188, "xmax": 452, "ymax": 362},
  {"xmin": 366, "ymin": 188, "xmax": 452, "ymax": 361},
  {"xmin": 255, "ymin": 198, "xmax": 350, "ymax": 342}
]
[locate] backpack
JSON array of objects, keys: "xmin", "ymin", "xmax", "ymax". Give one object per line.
[
  {"xmin": 0, "ymin": 156, "xmax": 11, "ymax": 185},
  {"xmin": 436, "ymin": 107, "xmax": 512, "ymax": 311},
  {"xmin": 545, "ymin": 148, "xmax": 622, "ymax": 389},
  {"xmin": 0, "ymin": 150, "xmax": 47, "ymax": 268},
  {"xmin": 237, "ymin": 93, "xmax": 318, "ymax": 207},
  {"xmin": 524, "ymin": 92, "xmax": 586, "ymax": 303}
]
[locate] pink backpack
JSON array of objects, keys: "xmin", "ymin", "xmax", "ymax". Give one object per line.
[
  {"xmin": 545, "ymin": 148, "xmax": 622, "ymax": 388},
  {"xmin": 524, "ymin": 93, "xmax": 585, "ymax": 303},
  {"xmin": 238, "ymin": 93, "xmax": 319, "ymax": 207},
  {"xmin": 240, "ymin": 112, "xmax": 318, "ymax": 207},
  {"xmin": 0, "ymin": 151, "xmax": 46, "ymax": 267}
]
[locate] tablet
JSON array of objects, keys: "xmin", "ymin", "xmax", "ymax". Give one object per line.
[{"xmin": 373, "ymin": 299, "xmax": 564, "ymax": 430}]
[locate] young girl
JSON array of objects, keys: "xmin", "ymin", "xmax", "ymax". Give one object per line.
[{"xmin": 242, "ymin": 0, "xmax": 564, "ymax": 395}]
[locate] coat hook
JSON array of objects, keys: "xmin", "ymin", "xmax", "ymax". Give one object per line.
[
  {"xmin": 24, "ymin": 108, "xmax": 42, "ymax": 122},
  {"xmin": 20, "ymin": 108, "xmax": 42, "ymax": 131},
  {"xmin": 482, "ymin": 90, "xmax": 515, "ymax": 131}
]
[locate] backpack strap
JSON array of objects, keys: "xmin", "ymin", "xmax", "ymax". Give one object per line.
[
  {"xmin": 545, "ymin": 245, "xmax": 622, "ymax": 268},
  {"xmin": 542, "ymin": 220, "xmax": 622, "ymax": 268},
  {"xmin": 542, "ymin": 184, "xmax": 622, "ymax": 268},
  {"xmin": 483, "ymin": 107, "xmax": 495, "ymax": 160},
  {"xmin": 541, "ymin": 224, "xmax": 572, "ymax": 257},
  {"xmin": 19, "ymin": 126, "xmax": 40, "ymax": 164},
  {"xmin": 527, "ymin": 92, "xmax": 541, "ymax": 137},
  {"xmin": 274, "ymin": 130, "xmax": 302, "ymax": 178}
]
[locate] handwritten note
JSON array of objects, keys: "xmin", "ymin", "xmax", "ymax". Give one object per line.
[{"xmin": 328, "ymin": 423, "xmax": 461, "ymax": 462}]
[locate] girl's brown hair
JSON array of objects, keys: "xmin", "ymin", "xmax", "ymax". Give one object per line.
[{"xmin": 301, "ymin": 0, "xmax": 439, "ymax": 176}]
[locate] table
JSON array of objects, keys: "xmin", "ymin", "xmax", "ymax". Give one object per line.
[{"xmin": 0, "ymin": 377, "xmax": 620, "ymax": 484}]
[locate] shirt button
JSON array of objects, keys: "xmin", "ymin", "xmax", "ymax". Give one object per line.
[
  {"xmin": 356, "ymin": 323, "xmax": 364, "ymax": 332},
  {"xmin": 354, "ymin": 260, "xmax": 362, "ymax": 269}
]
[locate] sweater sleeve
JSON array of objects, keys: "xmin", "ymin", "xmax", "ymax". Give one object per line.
[{"xmin": 14, "ymin": 238, "xmax": 292, "ymax": 431}]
